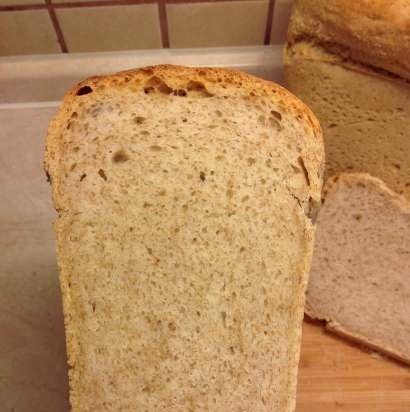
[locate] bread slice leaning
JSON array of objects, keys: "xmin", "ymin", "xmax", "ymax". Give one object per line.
[
  {"xmin": 307, "ymin": 173, "xmax": 410, "ymax": 364},
  {"xmin": 45, "ymin": 65, "xmax": 324, "ymax": 412}
]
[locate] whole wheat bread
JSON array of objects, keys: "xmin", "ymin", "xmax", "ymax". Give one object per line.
[
  {"xmin": 45, "ymin": 65, "xmax": 324, "ymax": 411},
  {"xmin": 308, "ymin": 173, "xmax": 410, "ymax": 364},
  {"xmin": 284, "ymin": 0, "xmax": 410, "ymax": 201}
]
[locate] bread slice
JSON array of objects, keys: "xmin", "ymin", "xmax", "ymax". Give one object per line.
[
  {"xmin": 284, "ymin": 0, "xmax": 410, "ymax": 201},
  {"xmin": 307, "ymin": 173, "xmax": 410, "ymax": 364},
  {"xmin": 44, "ymin": 65, "xmax": 324, "ymax": 411}
]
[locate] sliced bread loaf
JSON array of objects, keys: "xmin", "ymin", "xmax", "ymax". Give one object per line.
[
  {"xmin": 45, "ymin": 65, "xmax": 324, "ymax": 411},
  {"xmin": 307, "ymin": 173, "xmax": 410, "ymax": 364},
  {"xmin": 284, "ymin": 0, "xmax": 410, "ymax": 201}
]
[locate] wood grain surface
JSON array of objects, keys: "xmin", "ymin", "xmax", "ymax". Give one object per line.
[{"xmin": 297, "ymin": 319, "xmax": 410, "ymax": 412}]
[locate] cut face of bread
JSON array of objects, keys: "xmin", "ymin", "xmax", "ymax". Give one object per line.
[
  {"xmin": 284, "ymin": 42, "xmax": 410, "ymax": 202},
  {"xmin": 45, "ymin": 65, "xmax": 323, "ymax": 411},
  {"xmin": 307, "ymin": 173, "xmax": 410, "ymax": 364}
]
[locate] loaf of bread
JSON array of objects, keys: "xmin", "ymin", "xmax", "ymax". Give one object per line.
[
  {"xmin": 284, "ymin": 0, "xmax": 410, "ymax": 201},
  {"xmin": 307, "ymin": 173, "xmax": 410, "ymax": 364},
  {"xmin": 45, "ymin": 65, "xmax": 324, "ymax": 411}
]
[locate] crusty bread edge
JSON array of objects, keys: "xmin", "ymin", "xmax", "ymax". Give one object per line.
[
  {"xmin": 307, "ymin": 172, "xmax": 410, "ymax": 366},
  {"xmin": 45, "ymin": 64, "xmax": 323, "ymax": 214},
  {"xmin": 286, "ymin": 0, "xmax": 410, "ymax": 81},
  {"xmin": 306, "ymin": 308, "xmax": 410, "ymax": 366},
  {"xmin": 284, "ymin": 41, "xmax": 410, "ymax": 90},
  {"xmin": 44, "ymin": 64, "xmax": 325, "ymax": 412}
]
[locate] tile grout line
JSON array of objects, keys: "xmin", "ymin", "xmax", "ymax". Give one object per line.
[
  {"xmin": 167, "ymin": 0, "xmax": 254, "ymax": 3},
  {"xmin": 45, "ymin": 0, "xmax": 68, "ymax": 53},
  {"xmin": 0, "ymin": 4, "xmax": 47, "ymax": 11},
  {"xmin": 158, "ymin": 0, "xmax": 170, "ymax": 48},
  {"xmin": 0, "ymin": 0, "xmax": 257, "ymax": 12},
  {"xmin": 264, "ymin": 0, "xmax": 275, "ymax": 45},
  {"xmin": 53, "ymin": 0, "xmax": 157, "ymax": 8}
]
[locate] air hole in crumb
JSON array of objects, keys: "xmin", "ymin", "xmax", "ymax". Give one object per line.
[
  {"xmin": 298, "ymin": 156, "xmax": 310, "ymax": 186},
  {"xmin": 91, "ymin": 302, "xmax": 96, "ymax": 312},
  {"xmin": 199, "ymin": 171, "xmax": 206, "ymax": 182},
  {"xmin": 271, "ymin": 110, "xmax": 282, "ymax": 121},
  {"xmin": 133, "ymin": 116, "xmax": 146, "ymax": 124},
  {"xmin": 98, "ymin": 169, "xmax": 107, "ymax": 181},
  {"xmin": 221, "ymin": 311, "xmax": 227, "ymax": 328},
  {"xmin": 76, "ymin": 85, "xmax": 93, "ymax": 96},
  {"xmin": 353, "ymin": 213, "xmax": 362, "ymax": 221},
  {"xmin": 186, "ymin": 80, "xmax": 213, "ymax": 97},
  {"xmin": 70, "ymin": 163, "xmax": 77, "ymax": 171},
  {"xmin": 113, "ymin": 150, "xmax": 129, "ymax": 163},
  {"xmin": 80, "ymin": 173, "xmax": 87, "ymax": 181},
  {"xmin": 393, "ymin": 163, "xmax": 401, "ymax": 170},
  {"xmin": 149, "ymin": 145, "xmax": 162, "ymax": 151},
  {"xmin": 174, "ymin": 89, "xmax": 187, "ymax": 97},
  {"xmin": 247, "ymin": 158, "xmax": 256, "ymax": 166},
  {"xmin": 168, "ymin": 322, "xmax": 176, "ymax": 332},
  {"xmin": 144, "ymin": 76, "xmax": 173, "ymax": 95}
]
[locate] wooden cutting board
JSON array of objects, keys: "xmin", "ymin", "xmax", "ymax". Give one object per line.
[{"xmin": 297, "ymin": 318, "xmax": 410, "ymax": 412}]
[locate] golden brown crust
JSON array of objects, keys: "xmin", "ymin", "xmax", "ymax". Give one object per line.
[
  {"xmin": 45, "ymin": 64, "xmax": 323, "ymax": 213},
  {"xmin": 288, "ymin": 0, "xmax": 410, "ymax": 80}
]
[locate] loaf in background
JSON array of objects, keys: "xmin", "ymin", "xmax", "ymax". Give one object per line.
[
  {"xmin": 45, "ymin": 65, "xmax": 324, "ymax": 411},
  {"xmin": 284, "ymin": 0, "xmax": 410, "ymax": 201}
]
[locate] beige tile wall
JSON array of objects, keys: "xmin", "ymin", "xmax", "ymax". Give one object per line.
[
  {"xmin": 57, "ymin": 4, "xmax": 162, "ymax": 52},
  {"xmin": 0, "ymin": 0, "xmax": 292, "ymax": 56},
  {"xmin": 168, "ymin": 1, "xmax": 268, "ymax": 48},
  {"xmin": 0, "ymin": 10, "xmax": 60, "ymax": 55}
]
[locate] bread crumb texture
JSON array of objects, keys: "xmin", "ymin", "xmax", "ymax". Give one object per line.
[
  {"xmin": 308, "ymin": 173, "xmax": 410, "ymax": 364},
  {"xmin": 284, "ymin": 41, "xmax": 410, "ymax": 201},
  {"xmin": 45, "ymin": 65, "xmax": 323, "ymax": 411}
]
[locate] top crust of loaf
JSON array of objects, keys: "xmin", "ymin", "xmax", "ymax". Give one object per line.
[
  {"xmin": 287, "ymin": 0, "xmax": 410, "ymax": 80},
  {"xmin": 45, "ymin": 64, "xmax": 323, "ymax": 212}
]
